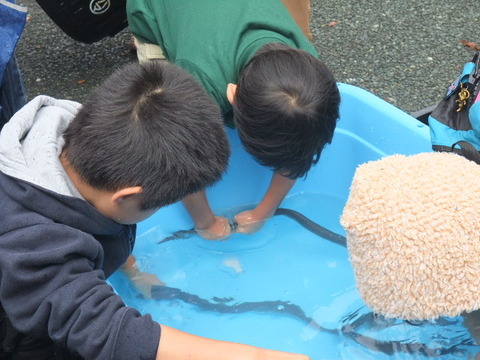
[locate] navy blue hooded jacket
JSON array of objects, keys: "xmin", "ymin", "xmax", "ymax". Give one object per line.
[{"xmin": 0, "ymin": 96, "xmax": 160, "ymax": 359}]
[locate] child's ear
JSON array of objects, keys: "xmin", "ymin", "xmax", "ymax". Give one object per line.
[
  {"xmin": 226, "ymin": 83, "xmax": 237, "ymax": 104},
  {"xmin": 111, "ymin": 186, "xmax": 143, "ymax": 204}
]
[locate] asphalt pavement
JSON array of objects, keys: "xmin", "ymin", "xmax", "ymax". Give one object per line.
[{"xmin": 15, "ymin": 0, "xmax": 480, "ymax": 115}]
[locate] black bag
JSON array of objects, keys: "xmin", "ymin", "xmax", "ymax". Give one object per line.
[
  {"xmin": 35, "ymin": 0, "xmax": 127, "ymax": 44},
  {"xmin": 428, "ymin": 51, "xmax": 480, "ymax": 163}
]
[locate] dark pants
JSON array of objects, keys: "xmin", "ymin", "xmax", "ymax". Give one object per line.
[
  {"xmin": 0, "ymin": 305, "xmax": 83, "ymax": 360},
  {"xmin": 0, "ymin": 56, "xmax": 27, "ymax": 130}
]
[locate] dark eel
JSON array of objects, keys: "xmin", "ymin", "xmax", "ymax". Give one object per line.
[
  {"xmin": 158, "ymin": 207, "xmax": 346, "ymax": 246},
  {"xmin": 273, "ymin": 208, "xmax": 346, "ymax": 247},
  {"xmin": 151, "ymin": 285, "xmax": 467, "ymax": 357},
  {"xmin": 151, "ymin": 208, "xmax": 469, "ymax": 356}
]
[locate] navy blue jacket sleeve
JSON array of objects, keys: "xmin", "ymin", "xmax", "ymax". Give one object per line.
[{"xmin": 0, "ymin": 223, "xmax": 160, "ymax": 360}]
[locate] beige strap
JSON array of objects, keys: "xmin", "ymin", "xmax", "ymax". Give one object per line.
[{"xmin": 133, "ymin": 37, "xmax": 166, "ymax": 61}]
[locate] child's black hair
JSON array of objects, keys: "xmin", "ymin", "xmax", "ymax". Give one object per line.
[
  {"xmin": 63, "ymin": 61, "xmax": 230, "ymax": 209},
  {"xmin": 233, "ymin": 43, "xmax": 340, "ymax": 179}
]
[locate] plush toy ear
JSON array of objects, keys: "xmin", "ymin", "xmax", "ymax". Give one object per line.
[{"xmin": 341, "ymin": 152, "xmax": 480, "ymax": 321}]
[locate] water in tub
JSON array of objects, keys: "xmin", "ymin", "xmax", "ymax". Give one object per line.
[{"xmin": 108, "ymin": 192, "xmax": 480, "ymax": 359}]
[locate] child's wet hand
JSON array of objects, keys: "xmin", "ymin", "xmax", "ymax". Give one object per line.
[
  {"xmin": 121, "ymin": 259, "xmax": 164, "ymax": 299},
  {"xmin": 129, "ymin": 271, "xmax": 164, "ymax": 299},
  {"xmin": 195, "ymin": 216, "xmax": 232, "ymax": 240},
  {"xmin": 234, "ymin": 210, "xmax": 268, "ymax": 235}
]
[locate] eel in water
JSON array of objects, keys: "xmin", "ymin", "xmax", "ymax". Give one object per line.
[
  {"xmin": 158, "ymin": 207, "xmax": 346, "ymax": 246},
  {"xmin": 151, "ymin": 209, "xmax": 468, "ymax": 356},
  {"xmin": 150, "ymin": 285, "xmax": 466, "ymax": 357}
]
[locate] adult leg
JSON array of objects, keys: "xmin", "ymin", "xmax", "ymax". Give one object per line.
[{"xmin": 279, "ymin": 0, "xmax": 312, "ymax": 41}]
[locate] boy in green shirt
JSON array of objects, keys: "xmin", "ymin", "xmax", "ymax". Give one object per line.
[{"xmin": 127, "ymin": 0, "xmax": 341, "ymax": 240}]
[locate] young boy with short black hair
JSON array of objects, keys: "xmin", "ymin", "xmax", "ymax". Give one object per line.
[
  {"xmin": 127, "ymin": 0, "xmax": 341, "ymax": 239},
  {"xmin": 0, "ymin": 61, "xmax": 309, "ymax": 360}
]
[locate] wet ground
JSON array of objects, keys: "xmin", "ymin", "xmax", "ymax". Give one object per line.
[{"xmin": 15, "ymin": 0, "xmax": 480, "ymax": 114}]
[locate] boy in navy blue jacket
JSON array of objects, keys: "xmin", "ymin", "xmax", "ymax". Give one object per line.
[{"xmin": 0, "ymin": 61, "xmax": 310, "ymax": 360}]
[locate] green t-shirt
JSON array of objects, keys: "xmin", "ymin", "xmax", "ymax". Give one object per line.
[{"xmin": 127, "ymin": 0, "xmax": 318, "ymax": 122}]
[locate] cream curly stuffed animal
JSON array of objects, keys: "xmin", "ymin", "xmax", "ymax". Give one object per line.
[{"xmin": 341, "ymin": 152, "xmax": 480, "ymax": 321}]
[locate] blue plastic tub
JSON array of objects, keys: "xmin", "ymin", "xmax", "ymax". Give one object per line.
[
  {"xmin": 131, "ymin": 83, "xmax": 431, "ymax": 233},
  {"xmin": 109, "ymin": 85, "xmax": 477, "ymax": 358}
]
